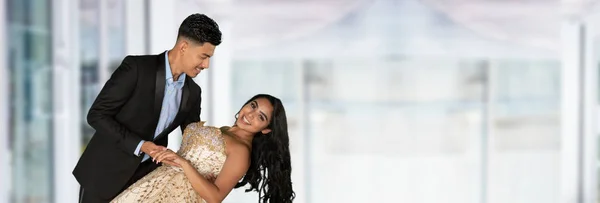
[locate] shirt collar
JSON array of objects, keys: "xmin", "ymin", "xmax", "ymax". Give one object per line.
[{"xmin": 165, "ymin": 51, "xmax": 186, "ymax": 88}]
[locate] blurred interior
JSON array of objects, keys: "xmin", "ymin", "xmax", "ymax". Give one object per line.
[{"xmin": 1, "ymin": 0, "xmax": 600, "ymax": 202}]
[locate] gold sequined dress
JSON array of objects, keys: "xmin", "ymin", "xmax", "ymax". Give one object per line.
[{"xmin": 111, "ymin": 122, "xmax": 228, "ymax": 203}]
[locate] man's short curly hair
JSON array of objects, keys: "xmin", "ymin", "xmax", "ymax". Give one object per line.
[{"xmin": 177, "ymin": 13, "xmax": 222, "ymax": 46}]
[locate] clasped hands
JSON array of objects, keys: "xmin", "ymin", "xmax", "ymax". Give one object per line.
[
  {"xmin": 140, "ymin": 142, "xmax": 217, "ymax": 182},
  {"xmin": 140, "ymin": 141, "xmax": 186, "ymax": 167}
]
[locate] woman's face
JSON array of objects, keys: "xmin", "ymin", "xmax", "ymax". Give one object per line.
[{"xmin": 235, "ymin": 97, "xmax": 273, "ymax": 134}]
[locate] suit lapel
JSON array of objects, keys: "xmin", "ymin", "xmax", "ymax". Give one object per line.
[
  {"xmin": 151, "ymin": 52, "xmax": 167, "ymax": 138},
  {"xmin": 179, "ymin": 79, "xmax": 191, "ymax": 116}
]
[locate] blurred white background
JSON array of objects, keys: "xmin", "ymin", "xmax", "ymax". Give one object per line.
[{"xmin": 2, "ymin": 0, "xmax": 600, "ymax": 203}]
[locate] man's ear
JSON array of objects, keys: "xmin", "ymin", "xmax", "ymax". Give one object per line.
[
  {"xmin": 261, "ymin": 128, "xmax": 272, "ymax": 135},
  {"xmin": 179, "ymin": 40, "xmax": 189, "ymax": 53}
]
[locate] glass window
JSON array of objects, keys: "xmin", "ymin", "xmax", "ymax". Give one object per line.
[
  {"xmin": 79, "ymin": 0, "xmax": 100, "ymax": 148},
  {"xmin": 303, "ymin": 58, "xmax": 484, "ymax": 203},
  {"xmin": 79, "ymin": 0, "xmax": 126, "ymax": 148},
  {"xmin": 7, "ymin": 0, "xmax": 53, "ymax": 202},
  {"xmin": 489, "ymin": 60, "xmax": 560, "ymax": 203},
  {"xmin": 107, "ymin": 0, "xmax": 125, "ymax": 73}
]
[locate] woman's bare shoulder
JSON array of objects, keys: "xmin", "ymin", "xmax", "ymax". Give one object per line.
[{"xmin": 223, "ymin": 135, "xmax": 251, "ymax": 156}]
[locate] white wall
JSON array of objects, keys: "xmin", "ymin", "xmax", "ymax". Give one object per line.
[
  {"xmin": 125, "ymin": 0, "xmax": 148, "ymax": 55},
  {"xmin": 52, "ymin": 0, "xmax": 81, "ymax": 202}
]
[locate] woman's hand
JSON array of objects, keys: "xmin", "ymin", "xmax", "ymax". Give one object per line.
[{"xmin": 153, "ymin": 149, "xmax": 189, "ymax": 167}]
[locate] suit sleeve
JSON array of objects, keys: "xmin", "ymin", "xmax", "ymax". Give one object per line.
[
  {"xmin": 87, "ymin": 56, "xmax": 143, "ymax": 154},
  {"xmin": 181, "ymin": 88, "xmax": 201, "ymax": 132}
]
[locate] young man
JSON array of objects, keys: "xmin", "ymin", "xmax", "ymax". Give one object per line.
[{"xmin": 73, "ymin": 13, "xmax": 222, "ymax": 203}]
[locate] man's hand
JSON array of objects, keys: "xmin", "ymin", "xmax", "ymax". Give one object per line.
[{"xmin": 140, "ymin": 141, "xmax": 167, "ymax": 159}]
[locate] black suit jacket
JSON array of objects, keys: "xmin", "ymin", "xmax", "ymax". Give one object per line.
[{"xmin": 72, "ymin": 52, "xmax": 202, "ymax": 199}]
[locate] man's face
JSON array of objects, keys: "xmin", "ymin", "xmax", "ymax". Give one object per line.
[{"xmin": 180, "ymin": 41, "xmax": 216, "ymax": 78}]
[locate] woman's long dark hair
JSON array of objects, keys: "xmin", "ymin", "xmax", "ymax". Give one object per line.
[{"xmin": 234, "ymin": 94, "xmax": 295, "ymax": 203}]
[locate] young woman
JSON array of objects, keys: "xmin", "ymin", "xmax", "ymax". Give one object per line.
[{"xmin": 111, "ymin": 94, "xmax": 295, "ymax": 203}]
